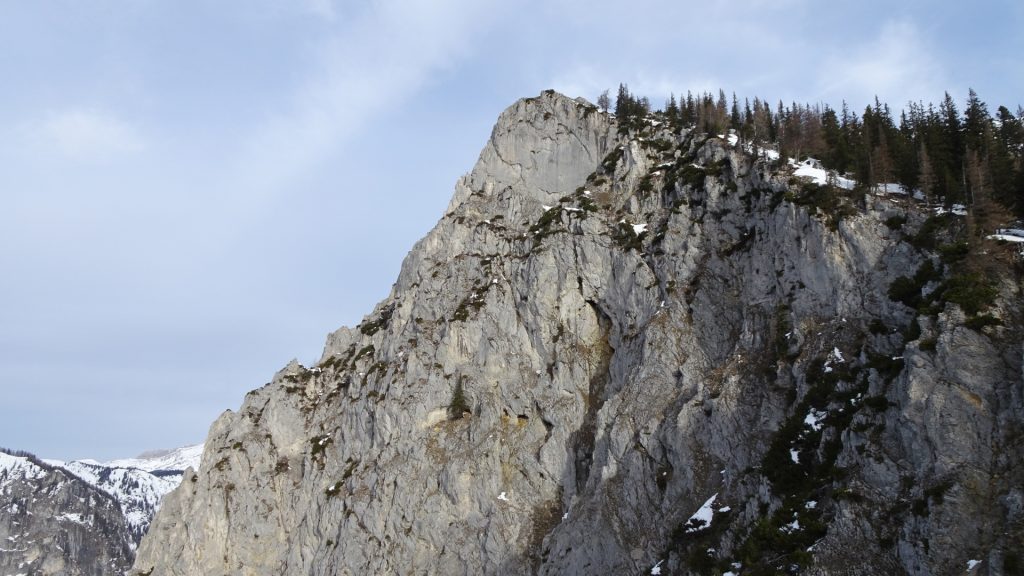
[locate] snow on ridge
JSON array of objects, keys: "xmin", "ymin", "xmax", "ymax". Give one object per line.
[
  {"xmin": 4, "ymin": 445, "xmax": 201, "ymax": 551},
  {"xmin": 53, "ymin": 459, "xmax": 181, "ymax": 540},
  {"xmin": 105, "ymin": 443, "xmax": 203, "ymax": 473},
  {"xmin": 0, "ymin": 451, "xmax": 47, "ymax": 483},
  {"xmin": 37, "ymin": 444, "xmax": 203, "ymax": 547}
]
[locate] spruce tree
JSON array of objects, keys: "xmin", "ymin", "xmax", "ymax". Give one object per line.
[
  {"xmin": 449, "ymin": 381, "xmax": 470, "ymax": 420},
  {"xmin": 963, "ymin": 88, "xmax": 991, "ymax": 153},
  {"xmin": 596, "ymin": 82, "xmax": 1019, "ymax": 215},
  {"xmin": 665, "ymin": 94, "xmax": 680, "ymax": 129},
  {"xmin": 730, "ymin": 93, "xmax": 742, "ymax": 130},
  {"xmin": 918, "ymin": 145, "xmax": 938, "ymax": 206}
]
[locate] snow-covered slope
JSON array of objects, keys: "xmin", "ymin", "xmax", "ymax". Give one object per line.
[
  {"xmin": 0, "ymin": 450, "xmax": 47, "ymax": 483},
  {"xmin": 105, "ymin": 443, "xmax": 204, "ymax": 472},
  {"xmin": 55, "ymin": 461, "xmax": 182, "ymax": 544},
  {"xmin": 43, "ymin": 444, "xmax": 204, "ymax": 545}
]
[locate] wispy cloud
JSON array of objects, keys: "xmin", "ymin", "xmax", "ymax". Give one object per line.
[
  {"xmin": 302, "ymin": 0, "xmax": 339, "ymax": 20},
  {"xmin": 815, "ymin": 20, "xmax": 946, "ymax": 108},
  {"xmin": 546, "ymin": 64, "xmax": 613, "ymax": 103},
  {"xmin": 228, "ymin": 0, "xmax": 502, "ymax": 197},
  {"xmin": 28, "ymin": 109, "xmax": 144, "ymax": 162}
]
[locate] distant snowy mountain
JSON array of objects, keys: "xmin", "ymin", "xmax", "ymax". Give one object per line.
[
  {"xmin": 45, "ymin": 444, "xmax": 203, "ymax": 545},
  {"xmin": 105, "ymin": 443, "xmax": 204, "ymax": 473},
  {"xmin": 1, "ymin": 444, "xmax": 202, "ymax": 574},
  {"xmin": 1, "ymin": 450, "xmax": 135, "ymax": 574}
]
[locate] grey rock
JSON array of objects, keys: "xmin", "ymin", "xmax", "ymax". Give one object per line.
[{"xmin": 133, "ymin": 90, "xmax": 1024, "ymax": 576}]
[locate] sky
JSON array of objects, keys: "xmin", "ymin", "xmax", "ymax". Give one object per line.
[{"xmin": 1, "ymin": 0, "xmax": 1021, "ymax": 461}]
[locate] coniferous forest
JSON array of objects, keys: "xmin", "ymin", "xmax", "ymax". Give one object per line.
[{"xmin": 610, "ymin": 85, "xmax": 1024, "ymax": 221}]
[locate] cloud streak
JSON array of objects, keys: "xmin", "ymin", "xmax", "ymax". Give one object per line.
[
  {"xmin": 28, "ymin": 109, "xmax": 145, "ymax": 162},
  {"xmin": 815, "ymin": 20, "xmax": 946, "ymax": 108},
  {"xmin": 227, "ymin": 0, "xmax": 502, "ymax": 199}
]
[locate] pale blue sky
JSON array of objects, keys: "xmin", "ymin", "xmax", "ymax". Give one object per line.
[{"xmin": 2, "ymin": 0, "xmax": 1021, "ymax": 460}]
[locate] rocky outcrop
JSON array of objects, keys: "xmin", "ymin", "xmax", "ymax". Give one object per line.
[{"xmin": 133, "ymin": 90, "xmax": 1023, "ymax": 576}]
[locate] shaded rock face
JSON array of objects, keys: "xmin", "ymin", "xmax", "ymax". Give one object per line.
[
  {"xmin": 0, "ymin": 452, "xmax": 135, "ymax": 576},
  {"xmin": 134, "ymin": 90, "xmax": 1023, "ymax": 576}
]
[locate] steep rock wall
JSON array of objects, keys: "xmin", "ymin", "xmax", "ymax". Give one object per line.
[{"xmin": 134, "ymin": 91, "xmax": 1023, "ymax": 576}]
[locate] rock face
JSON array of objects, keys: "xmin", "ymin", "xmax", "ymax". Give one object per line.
[
  {"xmin": 0, "ymin": 451, "xmax": 135, "ymax": 575},
  {"xmin": 133, "ymin": 91, "xmax": 1023, "ymax": 576}
]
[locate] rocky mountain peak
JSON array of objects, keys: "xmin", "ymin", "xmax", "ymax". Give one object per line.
[
  {"xmin": 454, "ymin": 90, "xmax": 614, "ymax": 209},
  {"xmin": 132, "ymin": 91, "xmax": 1023, "ymax": 576}
]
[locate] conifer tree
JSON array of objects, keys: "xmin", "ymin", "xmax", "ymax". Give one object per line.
[
  {"xmin": 665, "ymin": 94, "xmax": 680, "ymax": 129},
  {"xmin": 615, "ymin": 84, "xmax": 644, "ymax": 133},
  {"xmin": 449, "ymin": 381, "xmax": 470, "ymax": 420},
  {"xmin": 716, "ymin": 90, "xmax": 728, "ymax": 129},
  {"xmin": 820, "ymin": 105, "xmax": 846, "ymax": 172},
  {"xmin": 963, "ymin": 88, "xmax": 991, "ymax": 154},
  {"xmin": 615, "ymin": 84, "xmax": 630, "ymax": 118},
  {"xmin": 940, "ymin": 93, "xmax": 964, "ymax": 201},
  {"xmin": 730, "ymin": 93, "xmax": 742, "ymax": 130},
  {"xmin": 858, "ymin": 106, "xmax": 877, "ymax": 189},
  {"xmin": 918, "ymin": 145, "xmax": 938, "ymax": 206},
  {"xmin": 682, "ymin": 91, "xmax": 696, "ymax": 126},
  {"xmin": 872, "ymin": 125, "xmax": 894, "ymax": 189},
  {"xmin": 600, "ymin": 81, "xmax": 1019, "ymax": 215}
]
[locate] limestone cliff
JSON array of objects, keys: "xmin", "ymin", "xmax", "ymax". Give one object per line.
[{"xmin": 133, "ymin": 91, "xmax": 1024, "ymax": 576}]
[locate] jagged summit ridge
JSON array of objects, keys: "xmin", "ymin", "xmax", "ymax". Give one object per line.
[{"xmin": 133, "ymin": 90, "xmax": 1022, "ymax": 576}]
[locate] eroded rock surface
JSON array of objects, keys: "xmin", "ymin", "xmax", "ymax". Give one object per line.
[{"xmin": 134, "ymin": 91, "xmax": 1023, "ymax": 576}]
